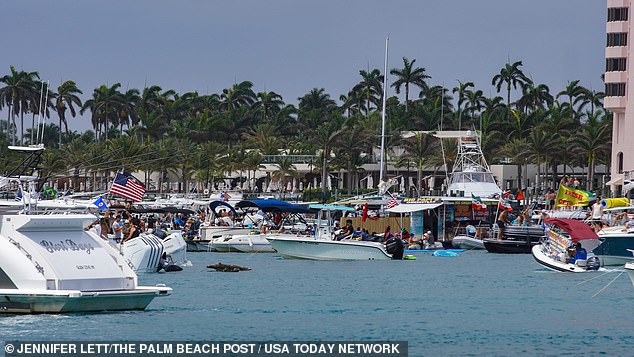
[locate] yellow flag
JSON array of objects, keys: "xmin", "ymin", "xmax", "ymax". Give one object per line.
[{"xmin": 554, "ymin": 185, "xmax": 591, "ymax": 207}]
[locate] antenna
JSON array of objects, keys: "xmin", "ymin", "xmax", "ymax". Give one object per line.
[
  {"xmin": 379, "ymin": 35, "xmax": 389, "ymax": 185},
  {"xmin": 39, "ymin": 81, "xmax": 50, "ymax": 146},
  {"xmin": 35, "ymin": 81, "xmax": 44, "ymax": 144}
]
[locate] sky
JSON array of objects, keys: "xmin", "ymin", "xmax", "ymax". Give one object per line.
[{"xmin": 0, "ymin": 0, "xmax": 606, "ymax": 132}]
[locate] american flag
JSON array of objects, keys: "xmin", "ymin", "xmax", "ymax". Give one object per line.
[
  {"xmin": 110, "ymin": 173, "xmax": 146, "ymax": 202},
  {"xmin": 387, "ymin": 197, "xmax": 400, "ymax": 209}
]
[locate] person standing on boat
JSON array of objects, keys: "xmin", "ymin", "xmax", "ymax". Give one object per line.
[
  {"xmin": 497, "ymin": 207, "xmax": 510, "ymax": 240},
  {"xmin": 591, "ymin": 197, "xmax": 603, "ymax": 223},
  {"xmin": 383, "ymin": 225, "xmax": 393, "ymax": 242},
  {"xmin": 112, "ymin": 215, "xmax": 123, "ymax": 243}
]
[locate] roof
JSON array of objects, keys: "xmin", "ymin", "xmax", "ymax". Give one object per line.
[
  {"xmin": 544, "ymin": 218, "xmax": 599, "ymax": 242},
  {"xmin": 309, "ymin": 204, "xmax": 355, "ymax": 212},
  {"xmin": 235, "ymin": 199, "xmax": 315, "ymax": 214},
  {"xmin": 209, "ymin": 200, "xmax": 237, "ymax": 216}
]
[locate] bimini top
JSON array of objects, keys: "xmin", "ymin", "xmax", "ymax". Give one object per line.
[
  {"xmin": 235, "ymin": 199, "xmax": 315, "ymax": 214},
  {"xmin": 209, "ymin": 200, "xmax": 238, "ymax": 216},
  {"xmin": 544, "ymin": 218, "xmax": 599, "ymax": 242}
]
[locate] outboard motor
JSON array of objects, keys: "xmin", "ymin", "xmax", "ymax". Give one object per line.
[
  {"xmin": 152, "ymin": 229, "xmax": 168, "ymax": 240},
  {"xmin": 385, "ymin": 237, "xmax": 404, "ymax": 260},
  {"xmin": 586, "ymin": 256, "xmax": 600, "ymax": 271}
]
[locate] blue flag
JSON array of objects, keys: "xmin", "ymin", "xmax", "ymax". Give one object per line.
[{"xmin": 93, "ymin": 197, "xmax": 108, "ymax": 211}]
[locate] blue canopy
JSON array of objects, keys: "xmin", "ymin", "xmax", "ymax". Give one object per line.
[
  {"xmin": 309, "ymin": 204, "xmax": 355, "ymax": 212},
  {"xmin": 235, "ymin": 199, "xmax": 315, "ymax": 214},
  {"xmin": 209, "ymin": 200, "xmax": 237, "ymax": 217}
]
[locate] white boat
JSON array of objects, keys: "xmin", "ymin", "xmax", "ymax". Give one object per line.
[
  {"xmin": 0, "ymin": 171, "xmax": 170, "ymax": 312},
  {"xmin": 452, "ymin": 235, "xmax": 485, "ymax": 250},
  {"xmin": 451, "ymin": 224, "xmax": 486, "ymax": 249},
  {"xmin": 266, "ymin": 204, "xmax": 398, "ymax": 260},
  {"xmin": 446, "ymin": 131, "xmax": 501, "ymax": 198},
  {"xmin": 212, "ymin": 233, "xmax": 275, "ymax": 253},
  {"xmin": 532, "ymin": 218, "xmax": 602, "ymax": 273},
  {"xmin": 210, "ymin": 199, "xmax": 312, "ymax": 253},
  {"xmin": 119, "ymin": 230, "xmax": 190, "ymax": 273}
]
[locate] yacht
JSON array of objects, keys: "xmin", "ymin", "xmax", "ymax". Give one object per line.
[
  {"xmin": 446, "ymin": 131, "xmax": 501, "ymax": 198},
  {"xmin": 0, "ymin": 146, "xmax": 171, "ymax": 313}
]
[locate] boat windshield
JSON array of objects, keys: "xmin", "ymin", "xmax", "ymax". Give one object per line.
[{"xmin": 450, "ymin": 172, "xmax": 496, "ymax": 184}]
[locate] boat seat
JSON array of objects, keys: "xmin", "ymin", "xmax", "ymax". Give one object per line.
[{"xmin": 575, "ymin": 259, "xmax": 587, "ymax": 267}]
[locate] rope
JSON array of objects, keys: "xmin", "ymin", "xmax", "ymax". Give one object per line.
[{"xmin": 591, "ymin": 271, "xmax": 624, "ymax": 298}]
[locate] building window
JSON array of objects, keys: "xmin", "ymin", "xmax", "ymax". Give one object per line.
[
  {"xmin": 605, "ymin": 82, "xmax": 626, "ymax": 96},
  {"xmin": 607, "ymin": 32, "xmax": 628, "ymax": 47},
  {"xmin": 618, "ymin": 152, "xmax": 624, "ymax": 174},
  {"xmin": 608, "ymin": 7, "xmax": 629, "ymax": 22},
  {"xmin": 606, "ymin": 57, "xmax": 627, "ymax": 72}
]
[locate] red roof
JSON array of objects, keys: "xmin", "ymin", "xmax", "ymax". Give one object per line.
[{"xmin": 544, "ymin": 218, "xmax": 599, "ymax": 242}]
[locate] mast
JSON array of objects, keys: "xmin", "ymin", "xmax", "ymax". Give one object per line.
[{"xmin": 379, "ymin": 35, "xmax": 389, "ymax": 185}]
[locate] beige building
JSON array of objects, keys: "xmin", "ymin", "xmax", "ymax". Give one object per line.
[{"xmin": 605, "ymin": 1, "xmax": 632, "ymax": 194}]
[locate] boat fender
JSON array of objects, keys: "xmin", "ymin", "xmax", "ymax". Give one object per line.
[{"xmin": 404, "ymin": 254, "xmax": 416, "ymax": 260}]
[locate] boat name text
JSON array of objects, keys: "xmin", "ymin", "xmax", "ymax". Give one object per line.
[{"xmin": 39, "ymin": 239, "xmax": 95, "ymax": 255}]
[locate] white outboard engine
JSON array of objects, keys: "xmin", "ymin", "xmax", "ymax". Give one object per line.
[{"xmin": 586, "ymin": 256, "xmax": 600, "ymax": 270}]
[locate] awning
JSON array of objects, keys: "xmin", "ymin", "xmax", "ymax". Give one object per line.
[
  {"xmin": 606, "ymin": 175, "xmax": 624, "ymax": 186},
  {"xmin": 387, "ymin": 202, "xmax": 443, "ymax": 213},
  {"xmin": 544, "ymin": 218, "xmax": 599, "ymax": 242}
]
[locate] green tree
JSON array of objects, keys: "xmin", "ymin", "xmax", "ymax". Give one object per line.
[
  {"xmin": 390, "ymin": 57, "xmax": 430, "ymax": 111},
  {"xmin": 54, "ymin": 80, "xmax": 83, "ymax": 147}
]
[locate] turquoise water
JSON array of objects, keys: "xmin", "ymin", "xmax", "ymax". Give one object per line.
[{"xmin": 1, "ymin": 251, "xmax": 632, "ymax": 356}]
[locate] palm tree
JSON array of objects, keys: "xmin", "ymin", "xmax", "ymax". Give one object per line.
[
  {"xmin": 516, "ymin": 83, "xmax": 553, "ymax": 114},
  {"xmin": 390, "ymin": 57, "xmax": 430, "ymax": 110},
  {"xmin": 352, "ymin": 69, "xmax": 383, "ymax": 116},
  {"xmin": 81, "ymin": 83, "xmax": 125, "ymax": 142},
  {"xmin": 579, "ymin": 88, "xmax": 604, "ymax": 117},
  {"xmin": 253, "ymin": 90, "xmax": 284, "ymax": 121},
  {"xmin": 298, "ymin": 88, "xmax": 336, "ymax": 113},
  {"xmin": 311, "ymin": 114, "xmax": 346, "ymax": 199},
  {"xmin": 0, "ymin": 66, "xmax": 40, "ymax": 145},
  {"xmin": 572, "ymin": 118, "xmax": 611, "ymax": 191},
  {"xmin": 501, "ymin": 138, "xmax": 530, "ymax": 189},
  {"xmin": 556, "ymin": 80, "xmax": 587, "ymax": 122},
  {"xmin": 452, "ymin": 81, "xmax": 474, "ymax": 130},
  {"xmin": 526, "ymin": 127, "xmax": 559, "ymax": 192},
  {"xmin": 406, "ymin": 133, "xmax": 437, "ymax": 193},
  {"xmin": 272, "ymin": 156, "xmax": 298, "ymax": 193},
  {"xmin": 219, "ymin": 81, "xmax": 256, "ymax": 112},
  {"xmin": 491, "ymin": 61, "xmax": 531, "ymax": 111},
  {"xmin": 54, "ymin": 80, "xmax": 83, "ymax": 147}
]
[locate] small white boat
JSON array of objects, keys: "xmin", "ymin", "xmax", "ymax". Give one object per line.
[
  {"xmin": 266, "ymin": 204, "xmax": 399, "ymax": 260},
  {"xmin": 452, "ymin": 235, "xmax": 485, "ymax": 250},
  {"xmin": 532, "ymin": 218, "xmax": 602, "ymax": 273},
  {"xmin": 267, "ymin": 234, "xmax": 392, "ymax": 260},
  {"xmin": 211, "ymin": 233, "xmax": 274, "ymax": 253}
]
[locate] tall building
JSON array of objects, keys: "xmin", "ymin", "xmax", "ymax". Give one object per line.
[{"xmin": 606, "ymin": 1, "xmax": 631, "ymax": 194}]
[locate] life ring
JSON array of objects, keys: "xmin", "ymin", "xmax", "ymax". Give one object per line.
[{"xmin": 204, "ymin": 189, "xmax": 210, "ymax": 195}]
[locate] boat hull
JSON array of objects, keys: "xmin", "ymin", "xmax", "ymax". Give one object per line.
[
  {"xmin": 451, "ymin": 235, "xmax": 485, "ymax": 250},
  {"xmin": 483, "ymin": 239, "xmax": 537, "ymax": 254},
  {"xmin": 0, "ymin": 286, "xmax": 171, "ymax": 314},
  {"xmin": 625, "ymin": 262, "xmax": 634, "ymax": 287},
  {"xmin": 211, "ymin": 234, "xmax": 274, "ymax": 253},
  {"xmin": 267, "ymin": 236, "xmax": 391, "ymax": 260},
  {"xmin": 593, "ymin": 233, "xmax": 634, "ymax": 266},
  {"xmin": 531, "ymin": 244, "xmax": 596, "ymax": 273}
]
